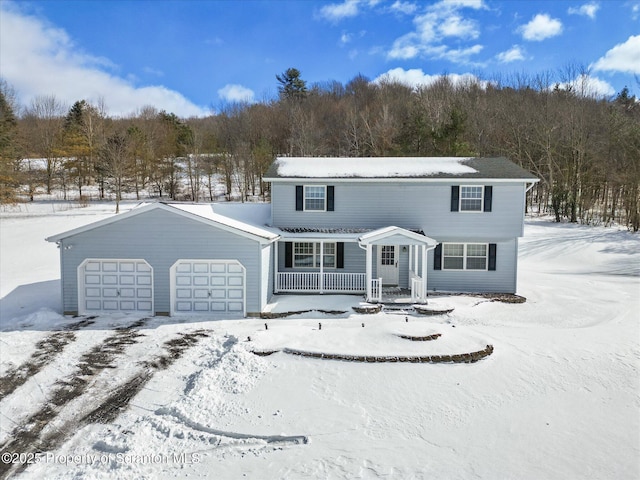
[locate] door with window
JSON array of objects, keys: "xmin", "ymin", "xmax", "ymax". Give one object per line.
[{"xmin": 377, "ymin": 245, "xmax": 399, "ymax": 285}]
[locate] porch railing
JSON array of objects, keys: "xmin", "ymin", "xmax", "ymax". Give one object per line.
[
  {"xmin": 370, "ymin": 278, "xmax": 382, "ymax": 302},
  {"xmin": 411, "ymin": 275, "xmax": 424, "ymax": 302},
  {"xmin": 276, "ymin": 272, "xmax": 366, "ymax": 293}
]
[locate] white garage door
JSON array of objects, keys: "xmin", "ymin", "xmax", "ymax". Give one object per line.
[
  {"xmin": 78, "ymin": 259, "xmax": 153, "ymax": 314},
  {"xmin": 171, "ymin": 260, "xmax": 246, "ymax": 316}
]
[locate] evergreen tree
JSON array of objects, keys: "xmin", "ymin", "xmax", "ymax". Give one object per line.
[
  {"xmin": 276, "ymin": 68, "xmax": 308, "ymax": 101},
  {"xmin": 59, "ymin": 100, "xmax": 92, "ymax": 197},
  {"xmin": 0, "ymin": 86, "xmax": 21, "ymax": 203}
]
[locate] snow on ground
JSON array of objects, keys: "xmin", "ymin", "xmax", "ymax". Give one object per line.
[{"xmin": 0, "ymin": 203, "xmax": 638, "ymax": 479}]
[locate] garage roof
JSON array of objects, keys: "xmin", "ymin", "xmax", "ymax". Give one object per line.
[{"xmin": 45, "ymin": 202, "xmax": 280, "ymax": 244}]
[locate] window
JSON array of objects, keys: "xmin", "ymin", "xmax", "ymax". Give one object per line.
[
  {"xmin": 443, "ymin": 243, "xmax": 487, "ymax": 270},
  {"xmin": 304, "ymin": 186, "xmax": 326, "ymax": 211},
  {"xmin": 294, "ymin": 242, "xmax": 315, "ymax": 268},
  {"xmin": 296, "ymin": 185, "xmax": 335, "ymax": 212},
  {"xmin": 381, "ymin": 245, "xmax": 395, "ymax": 266},
  {"xmin": 460, "ymin": 186, "xmax": 483, "ymax": 212},
  {"xmin": 293, "ymin": 242, "xmax": 336, "ymax": 268},
  {"xmin": 443, "ymin": 244, "xmax": 464, "ymax": 270}
]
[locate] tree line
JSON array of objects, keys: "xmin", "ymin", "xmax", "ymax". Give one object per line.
[{"xmin": 0, "ymin": 67, "xmax": 638, "ymax": 230}]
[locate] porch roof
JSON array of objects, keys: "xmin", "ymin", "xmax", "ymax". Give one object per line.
[
  {"xmin": 277, "ymin": 229, "xmax": 365, "ymax": 242},
  {"xmin": 358, "ymin": 226, "xmax": 437, "ymax": 246}
]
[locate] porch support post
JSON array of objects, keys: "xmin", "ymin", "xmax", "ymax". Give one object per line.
[
  {"xmin": 365, "ymin": 244, "xmax": 372, "ymax": 301},
  {"xmin": 409, "ymin": 244, "xmax": 414, "ymax": 280},
  {"xmin": 421, "ymin": 244, "xmax": 428, "ymax": 300},
  {"xmin": 319, "ymin": 240, "xmax": 324, "ymax": 294},
  {"xmin": 274, "ymin": 241, "xmax": 279, "ymax": 293}
]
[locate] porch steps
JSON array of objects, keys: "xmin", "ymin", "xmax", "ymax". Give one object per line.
[{"xmin": 380, "ymin": 304, "xmax": 416, "ymax": 315}]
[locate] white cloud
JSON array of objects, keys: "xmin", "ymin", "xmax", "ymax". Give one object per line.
[
  {"xmin": 318, "ymin": 0, "xmax": 361, "ymax": 21},
  {"xmin": 340, "ymin": 32, "xmax": 352, "ymax": 44},
  {"xmin": 439, "ymin": 14, "xmax": 480, "ymax": 38},
  {"xmin": 0, "ymin": 4, "xmax": 207, "ymax": 117},
  {"xmin": 386, "ymin": 1, "xmax": 484, "ymax": 63},
  {"xmin": 519, "ymin": 13, "xmax": 563, "ymax": 41},
  {"xmin": 592, "ymin": 35, "xmax": 640, "ymax": 74},
  {"xmin": 443, "ymin": 0, "xmax": 486, "ymax": 8},
  {"xmin": 374, "ymin": 67, "xmax": 487, "ymax": 89},
  {"xmin": 496, "ymin": 45, "xmax": 525, "ymax": 63},
  {"xmin": 556, "ymin": 74, "xmax": 615, "ymax": 98},
  {"xmin": 217, "ymin": 84, "xmax": 255, "ymax": 103},
  {"xmin": 442, "ymin": 44, "xmax": 483, "ymax": 62},
  {"xmin": 568, "ymin": 2, "xmax": 600, "ymax": 19},
  {"xmin": 390, "ymin": 1, "xmax": 417, "ymax": 15},
  {"xmin": 388, "ymin": 33, "xmax": 422, "ymax": 59},
  {"xmin": 143, "ymin": 67, "xmax": 164, "ymax": 77}
]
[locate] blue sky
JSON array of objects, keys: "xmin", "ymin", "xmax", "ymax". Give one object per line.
[{"xmin": 1, "ymin": 0, "xmax": 639, "ymax": 117}]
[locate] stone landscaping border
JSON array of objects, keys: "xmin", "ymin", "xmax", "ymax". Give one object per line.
[
  {"xmin": 435, "ymin": 292, "xmax": 526, "ymax": 304},
  {"xmin": 397, "ymin": 333, "xmax": 442, "ymax": 341},
  {"xmin": 352, "ymin": 304, "xmax": 382, "ymax": 314},
  {"xmin": 413, "ymin": 305, "xmax": 455, "ymax": 315},
  {"xmin": 261, "ymin": 309, "xmax": 347, "ymax": 319},
  {"xmin": 252, "ymin": 345, "xmax": 494, "ymax": 364}
]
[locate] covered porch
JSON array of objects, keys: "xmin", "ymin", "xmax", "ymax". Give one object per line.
[{"xmin": 273, "ymin": 226, "xmax": 438, "ymax": 303}]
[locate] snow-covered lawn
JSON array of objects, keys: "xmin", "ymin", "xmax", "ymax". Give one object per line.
[{"xmin": 0, "ymin": 201, "xmax": 638, "ymax": 479}]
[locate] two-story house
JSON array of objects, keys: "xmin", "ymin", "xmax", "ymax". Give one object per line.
[{"xmin": 46, "ymin": 157, "xmax": 538, "ymax": 317}]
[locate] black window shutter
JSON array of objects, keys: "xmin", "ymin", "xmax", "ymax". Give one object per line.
[
  {"xmin": 327, "ymin": 186, "xmax": 335, "ymax": 211},
  {"xmin": 451, "ymin": 186, "xmax": 459, "ymax": 212},
  {"xmin": 285, "ymin": 242, "xmax": 293, "ymax": 268},
  {"xmin": 484, "ymin": 186, "xmax": 493, "ymax": 212},
  {"xmin": 488, "ymin": 243, "xmax": 497, "ymax": 270},
  {"xmin": 295, "ymin": 185, "xmax": 303, "ymax": 211},
  {"xmin": 434, "ymin": 244, "xmax": 442, "ymax": 270},
  {"xmin": 336, "ymin": 242, "xmax": 344, "ymax": 268}
]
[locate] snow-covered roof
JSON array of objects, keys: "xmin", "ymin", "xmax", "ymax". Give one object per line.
[
  {"xmin": 264, "ymin": 156, "xmax": 539, "ymax": 181},
  {"xmin": 46, "ymin": 202, "xmax": 279, "ymax": 243},
  {"xmin": 170, "ymin": 203, "xmax": 277, "ymax": 240},
  {"xmin": 358, "ymin": 226, "xmax": 437, "ymax": 246}
]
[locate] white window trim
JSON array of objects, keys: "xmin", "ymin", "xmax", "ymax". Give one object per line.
[
  {"xmin": 459, "ymin": 185, "xmax": 484, "ymax": 213},
  {"xmin": 442, "ymin": 243, "xmax": 489, "ymax": 271},
  {"xmin": 303, "ymin": 185, "xmax": 327, "ymax": 212},
  {"xmin": 293, "ymin": 241, "xmax": 336, "ymax": 269}
]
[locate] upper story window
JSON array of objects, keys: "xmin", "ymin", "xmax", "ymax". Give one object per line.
[
  {"xmin": 304, "ymin": 186, "xmax": 326, "ymax": 211},
  {"xmin": 450, "ymin": 185, "xmax": 492, "ymax": 212},
  {"xmin": 296, "ymin": 185, "xmax": 335, "ymax": 212},
  {"xmin": 460, "ymin": 186, "xmax": 483, "ymax": 211}
]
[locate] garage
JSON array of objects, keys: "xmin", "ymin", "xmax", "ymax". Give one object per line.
[
  {"xmin": 171, "ymin": 260, "xmax": 246, "ymax": 316},
  {"xmin": 78, "ymin": 259, "xmax": 154, "ymax": 315}
]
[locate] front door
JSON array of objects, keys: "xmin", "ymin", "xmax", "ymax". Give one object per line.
[{"xmin": 377, "ymin": 245, "xmax": 399, "ymax": 286}]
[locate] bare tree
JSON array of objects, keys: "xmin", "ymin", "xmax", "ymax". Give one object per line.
[{"xmin": 23, "ymin": 95, "xmax": 66, "ymax": 195}]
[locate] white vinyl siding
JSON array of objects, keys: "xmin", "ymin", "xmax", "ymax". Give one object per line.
[
  {"xmin": 271, "ymin": 182, "xmax": 527, "ymax": 239},
  {"xmin": 304, "ymin": 185, "xmax": 326, "ymax": 211},
  {"xmin": 460, "ymin": 186, "xmax": 483, "ymax": 212},
  {"xmin": 443, "ymin": 243, "xmax": 488, "ymax": 271}
]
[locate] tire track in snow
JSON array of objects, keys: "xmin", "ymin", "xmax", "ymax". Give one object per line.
[
  {"xmin": 0, "ymin": 317, "xmax": 150, "ymax": 478},
  {"xmin": 0, "ymin": 317, "xmax": 96, "ymax": 400}
]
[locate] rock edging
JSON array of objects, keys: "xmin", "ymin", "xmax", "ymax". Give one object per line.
[
  {"xmin": 261, "ymin": 344, "xmax": 494, "ymax": 364},
  {"xmin": 397, "ymin": 333, "xmax": 442, "ymax": 341},
  {"xmin": 260, "ymin": 309, "xmax": 347, "ymax": 319}
]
